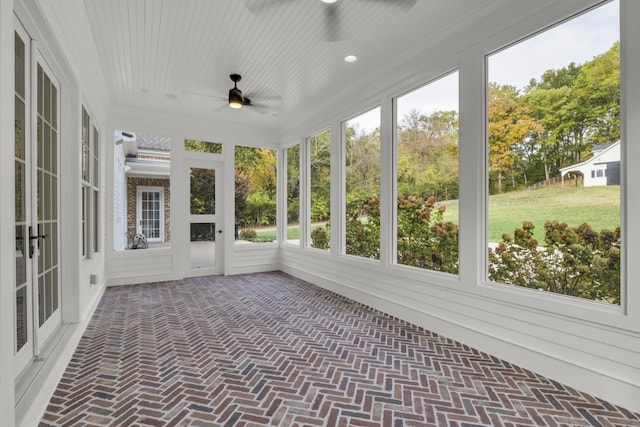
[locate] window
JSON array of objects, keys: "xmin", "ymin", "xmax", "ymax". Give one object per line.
[
  {"xmin": 185, "ymin": 139, "xmax": 222, "ymax": 154},
  {"xmin": 309, "ymin": 130, "xmax": 331, "ymax": 250},
  {"xmin": 344, "ymin": 107, "xmax": 380, "ymax": 260},
  {"xmin": 81, "ymin": 108, "xmax": 99, "ymax": 256},
  {"xmin": 113, "ymin": 131, "xmax": 171, "ymax": 250},
  {"xmin": 286, "ymin": 144, "xmax": 300, "ymax": 245},
  {"xmin": 235, "ymin": 146, "xmax": 277, "ymax": 243},
  {"xmin": 487, "ymin": 1, "xmax": 620, "ymax": 304},
  {"xmin": 395, "ymin": 71, "xmax": 459, "ymax": 273}
]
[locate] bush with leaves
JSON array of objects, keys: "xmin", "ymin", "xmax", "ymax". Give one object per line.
[
  {"xmin": 239, "ymin": 228, "xmax": 257, "ymax": 242},
  {"xmin": 488, "ymin": 221, "xmax": 620, "ymax": 304},
  {"xmin": 342, "ymin": 194, "xmax": 459, "ymax": 272},
  {"xmin": 396, "ymin": 195, "xmax": 459, "ymax": 273},
  {"xmin": 311, "ymin": 225, "xmax": 330, "ymax": 250},
  {"xmin": 346, "ymin": 195, "xmax": 380, "ymax": 259}
]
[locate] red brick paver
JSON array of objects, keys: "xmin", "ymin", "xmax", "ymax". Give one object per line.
[{"xmin": 41, "ymin": 272, "xmax": 640, "ymax": 426}]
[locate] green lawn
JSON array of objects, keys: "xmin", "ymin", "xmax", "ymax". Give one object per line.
[
  {"xmin": 442, "ymin": 184, "xmax": 620, "ymax": 242},
  {"xmin": 254, "ymin": 185, "xmax": 620, "ymax": 243}
]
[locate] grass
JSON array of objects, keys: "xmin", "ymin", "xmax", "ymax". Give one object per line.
[
  {"xmin": 442, "ymin": 184, "xmax": 620, "ymax": 242},
  {"xmin": 253, "ymin": 185, "xmax": 621, "ymax": 244}
]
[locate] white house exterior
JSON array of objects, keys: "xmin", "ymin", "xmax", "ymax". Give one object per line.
[{"xmin": 560, "ymin": 141, "xmax": 621, "ymax": 187}]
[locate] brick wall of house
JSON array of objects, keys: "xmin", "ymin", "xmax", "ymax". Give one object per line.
[{"xmin": 127, "ymin": 177, "xmax": 171, "ymax": 244}]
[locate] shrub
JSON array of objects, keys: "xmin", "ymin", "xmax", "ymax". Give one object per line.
[
  {"xmin": 311, "ymin": 225, "xmax": 330, "ymax": 250},
  {"xmin": 239, "ymin": 229, "xmax": 257, "ymax": 242},
  {"xmin": 488, "ymin": 221, "xmax": 620, "ymax": 303}
]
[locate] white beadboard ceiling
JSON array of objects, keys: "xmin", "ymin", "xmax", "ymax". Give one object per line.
[{"xmin": 41, "ymin": 0, "xmax": 562, "ymax": 130}]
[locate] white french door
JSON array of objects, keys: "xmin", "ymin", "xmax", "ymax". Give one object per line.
[
  {"xmin": 14, "ymin": 25, "xmax": 62, "ymax": 376},
  {"xmin": 136, "ymin": 186, "xmax": 164, "ymax": 242}
]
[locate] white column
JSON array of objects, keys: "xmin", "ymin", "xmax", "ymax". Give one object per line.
[{"xmin": 0, "ymin": 0, "xmax": 18, "ymax": 424}]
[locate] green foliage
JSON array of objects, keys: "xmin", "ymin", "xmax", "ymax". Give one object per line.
[
  {"xmin": 343, "ymin": 193, "xmax": 459, "ymax": 272},
  {"xmin": 310, "ymin": 130, "xmax": 331, "ymax": 223},
  {"xmin": 190, "ymin": 168, "xmax": 215, "ymax": 215},
  {"xmin": 488, "ymin": 221, "xmax": 620, "ymax": 304},
  {"xmin": 396, "ymin": 195, "xmax": 458, "ymax": 273},
  {"xmin": 246, "ymin": 191, "xmax": 276, "ymax": 226},
  {"xmin": 287, "ymin": 144, "xmax": 301, "ymax": 224},
  {"xmin": 310, "ymin": 195, "xmax": 330, "ymax": 222},
  {"xmin": 346, "ymin": 195, "xmax": 380, "ymax": 259},
  {"xmin": 490, "ymin": 42, "xmax": 620, "ymax": 193},
  {"xmin": 184, "ymin": 139, "xmax": 222, "ymax": 153},
  {"xmin": 311, "ymin": 225, "xmax": 330, "ymax": 250},
  {"xmin": 235, "ymin": 146, "xmax": 277, "ymax": 228},
  {"xmin": 397, "ymin": 109, "xmax": 459, "ymax": 202}
]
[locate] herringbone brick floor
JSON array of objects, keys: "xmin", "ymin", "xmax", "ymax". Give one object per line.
[{"xmin": 41, "ymin": 272, "xmax": 639, "ymax": 426}]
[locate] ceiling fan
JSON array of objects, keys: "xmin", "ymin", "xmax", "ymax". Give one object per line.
[
  {"xmin": 186, "ymin": 74, "xmax": 277, "ymax": 114},
  {"xmin": 228, "ymin": 74, "xmax": 249, "ymax": 109},
  {"xmin": 244, "ymin": 0, "xmax": 417, "ymax": 41}
]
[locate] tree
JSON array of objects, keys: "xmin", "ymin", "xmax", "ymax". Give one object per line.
[
  {"xmin": 310, "ymin": 131, "xmax": 331, "ymax": 222},
  {"xmin": 488, "ymin": 83, "xmax": 542, "ymax": 193},
  {"xmin": 397, "ymin": 109, "xmax": 459, "ymax": 201}
]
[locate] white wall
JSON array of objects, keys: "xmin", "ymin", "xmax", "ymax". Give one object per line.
[
  {"xmin": 113, "ymin": 143, "xmax": 128, "ymax": 250},
  {"xmin": 584, "ymin": 143, "xmax": 621, "ymax": 187},
  {"xmin": 280, "ymin": 0, "xmax": 640, "ymax": 414}
]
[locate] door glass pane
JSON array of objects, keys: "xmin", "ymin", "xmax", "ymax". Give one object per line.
[
  {"xmin": 15, "ymin": 97, "xmax": 25, "ymax": 160},
  {"xmin": 16, "ymin": 286, "xmax": 27, "ymax": 352},
  {"xmin": 15, "ymin": 33, "xmax": 25, "ymax": 98},
  {"xmin": 141, "ymin": 190, "xmax": 162, "ymax": 240},
  {"xmin": 190, "ymin": 168, "xmax": 215, "ymax": 215},
  {"xmin": 190, "ymin": 223, "xmax": 216, "ymax": 269},
  {"xmin": 37, "ymin": 64, "xmax": 60, "ymax": 327},
  {"xmin": 15, "ymin": 32, "xmax": 28, "ymax": 353}
]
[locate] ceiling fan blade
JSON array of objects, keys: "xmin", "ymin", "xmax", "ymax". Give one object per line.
[
  {"xmin": 243, "ymin": 0, "xmax": 295, "ymax": 15},
  {"xmin": 324, "ymin": 3, "xmax": 343, "ymax": 42},
  {"xmin": 364, "ymin": 0, "xmax": 417, "ymax": 9},
  {"xmin": 183, "ymin": 90, "xmax": 226, "ymax": 103},
  {"xmin": 243, "ymin": 97, "xmax": 273, "ymax": 115},
  {"xmin": 246, "ymin": 104, "xmax": 272, "ymax": 115}
]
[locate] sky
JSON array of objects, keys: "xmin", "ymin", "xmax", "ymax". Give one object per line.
[{"xmin": 352, "ymin": 0, "xmax": 619, "ymax": 133}]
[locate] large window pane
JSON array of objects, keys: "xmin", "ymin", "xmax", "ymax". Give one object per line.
[
  {"xmin": 286, "ymin": 144, "xmax": 300, "ymax": 245},
  {"xmin": 486, "ymin": 1, "xmax": 620, "ymax": 304},
  {"xmin": 345, "ymin": 107, "xmax": 380, "ymax": 259},
  {"xmin": 309, "ymin": 130, "xmax": 331, "ymax": 250},
  {"xmin": 235, "ymin": 146, "xmax": 277, "ymax": 243},
  {"xmin": 395, "ymin": 71, "xmax": 459, "ymax": 274}
]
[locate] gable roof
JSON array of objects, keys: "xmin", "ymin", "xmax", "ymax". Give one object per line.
[{"xmin": 560, "ymin": 140, "xmax": 620, "ymax": 175}]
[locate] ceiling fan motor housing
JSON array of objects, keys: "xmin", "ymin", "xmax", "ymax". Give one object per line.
[{"xmin": 228, "ymin": 74, "xmax": 244, "ymax": 108}]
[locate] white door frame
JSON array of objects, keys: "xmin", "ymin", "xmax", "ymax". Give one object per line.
[{"xmin": 184, "ymin": 159, "xmax": 224, "ymax": 277}]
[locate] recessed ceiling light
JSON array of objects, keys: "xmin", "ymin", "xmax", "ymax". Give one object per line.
[
  {"xmin": 344, "ymin": 55, "xmax": 357, "ymax": 63},
  {"xmin": 321, "ymin": 0, "xmax": 338, "ymax": 3}
]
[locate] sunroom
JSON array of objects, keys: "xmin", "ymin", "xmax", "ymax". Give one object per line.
[{"xmin": 0, "ymin": 0, "xmax": 638, "ymax": 426}]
